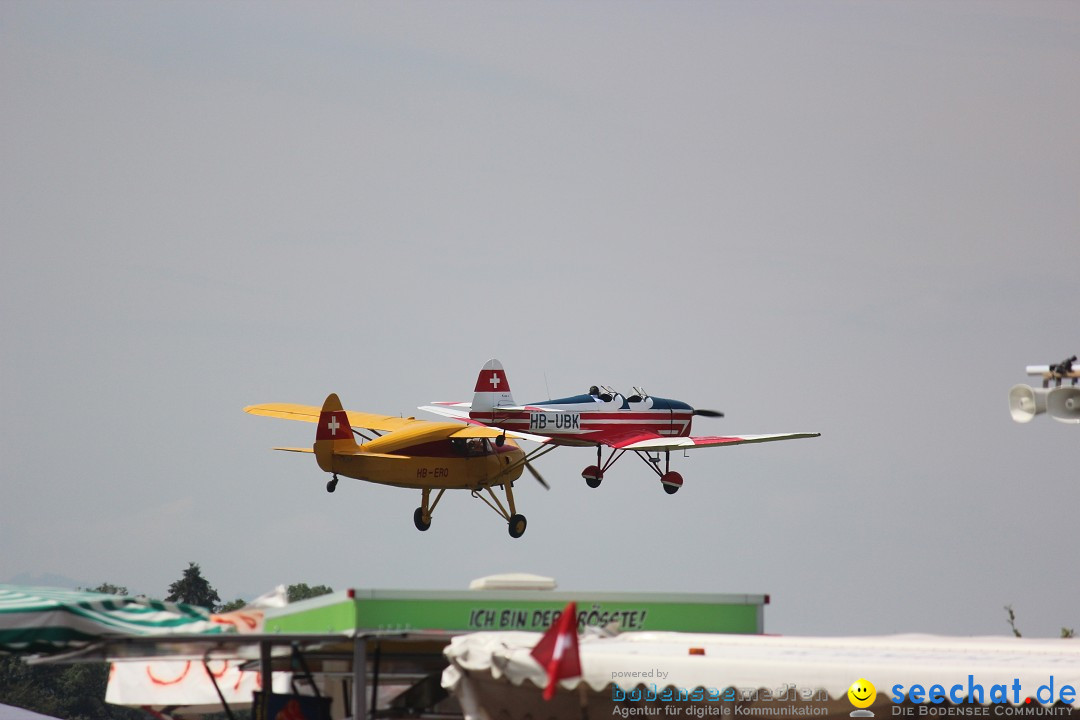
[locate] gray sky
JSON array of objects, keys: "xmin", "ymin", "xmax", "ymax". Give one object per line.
[{"xmin": 2, "ymin": 1, "xmax": 1078, "ymax": 638}]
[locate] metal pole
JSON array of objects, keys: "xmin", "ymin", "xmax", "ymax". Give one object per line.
[
  {"xmin": 260, "ymin": 640, "xmax": 272, "ymax": 720},
  {"xmin": 370, "ymin": 642, "xmax": 381, "ymax": 718},
  {"xmin": 352, "ymin": 636, "xmax": 367, "ymax": 720}
]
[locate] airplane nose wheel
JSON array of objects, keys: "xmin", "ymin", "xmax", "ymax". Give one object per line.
[
  {"xmin": 508, "ymin": 513, "xmax": 527, "ymax": 538},
  {"xmin": 326, "ymin": 475, "xmax": 339, "ymax": 493},
  {"xmin": 413, "ymin": 507, "xmax": 432, "ymax": 532}
]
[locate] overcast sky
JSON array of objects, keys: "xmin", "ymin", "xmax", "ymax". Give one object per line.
[{"xmin": 2, "ymin": 1, "xmax": 1078, "ymax": 638}]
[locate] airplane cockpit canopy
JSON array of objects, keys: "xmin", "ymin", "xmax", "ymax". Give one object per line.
[{"xmin": 588, "ymin": 385, "xmax": 614, "ymax": 402}]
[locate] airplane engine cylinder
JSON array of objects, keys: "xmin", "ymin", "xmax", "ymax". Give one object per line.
[
  {"xmin": 1047, "ymin": 386, "xmax": 1080, "ymax": 424},
  {"xmin": 1008, "ymin": 384, "xmax": 1048, "ymax": 423}
]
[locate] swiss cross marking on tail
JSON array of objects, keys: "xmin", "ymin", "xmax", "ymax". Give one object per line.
[
  {"xmin": 474, "ymin": 369, "xmax": 510, "ymax": 393},
  {"xmin": 327, "ymin": 415, "xmax": 341, "ymax": 435}
]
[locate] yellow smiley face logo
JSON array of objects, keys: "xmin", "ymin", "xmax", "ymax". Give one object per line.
[{"xmin": 848, "ymin": 679, "xmax": 876, "ymax": 708}]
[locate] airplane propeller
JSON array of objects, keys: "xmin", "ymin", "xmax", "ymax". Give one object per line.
[
  {"xmin": 524, "ymin": 460, "xmax": 550, "ymax": 490},
  {"xmin": 693, "ymin": 409, "xmax": 724, "ymax": 418}
]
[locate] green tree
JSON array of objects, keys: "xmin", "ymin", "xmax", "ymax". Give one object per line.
[
  {"xmin": 218, "ymin": 598, "xmax": 247, "ymax": 612},
  {"xmin": 84, "ymin": 583, "xmax": 128, "ymax": 596},
  {"xmin": 166, "ymin": 562, "xmax": 221, "ymax": 611},
  {"xmin": 287, "ymin": 583, "xmax": 334, "ymax": 603}
]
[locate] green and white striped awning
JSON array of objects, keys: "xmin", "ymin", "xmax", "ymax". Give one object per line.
[{"xmin": 0, "ymin": 585, "xmax": 224, "ymax": 655}]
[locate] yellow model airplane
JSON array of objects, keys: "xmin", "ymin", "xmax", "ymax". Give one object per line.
[{"xmin": 245, "ymin": 393, "xmax": 546, "ymax": 537}]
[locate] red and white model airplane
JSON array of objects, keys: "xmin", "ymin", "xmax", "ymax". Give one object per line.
[{"xmin": 421, "ymin": 359, "xmax": 820, "ymax": 494}]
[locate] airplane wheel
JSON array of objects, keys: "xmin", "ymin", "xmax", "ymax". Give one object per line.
[
  {"xmin": 661, "ymin": 471, "xmax": 683, "ymax": 495},
  {"xmin": 413, "ymin": 507, "xmax": 431, "ymax": 532},
  {"xmin": 326, "ymin": 477, "xmax": 338, "ymax": 493},
  {"xmin": 582, "ymin": 466, "xmax": 603, "ymax": 488},
  {"xmin": 508, "ymin": 513, "xmax": 527, "ymax": 538}
]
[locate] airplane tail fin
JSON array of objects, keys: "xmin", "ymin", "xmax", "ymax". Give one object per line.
[
  {"xmin": 471, "ymin": 358, "xmax": 515, "ymax": 414},
  {"xmin": 314, "ymin": 393, "xmax": 359, "ymax": 472}
]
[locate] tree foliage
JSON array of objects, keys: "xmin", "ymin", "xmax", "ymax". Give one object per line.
[
  {"xmin": 287, "ymin": 583, "xmax": 334, "ymax": 603},
  {"xmin": 218, "ymin": 598, "xmax": 248, "ymax": 613},
  {"xmin": 0, "ymin": 657, "xmax": 148, "ymax": 720},
  {"xmin": 165, "ymin": 562, "xmax": 221, "ymax": 611}
]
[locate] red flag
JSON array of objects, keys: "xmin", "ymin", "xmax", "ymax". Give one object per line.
[{"xmin": 530, "ymin": 601, "xmax": 582, "ymax": 700}]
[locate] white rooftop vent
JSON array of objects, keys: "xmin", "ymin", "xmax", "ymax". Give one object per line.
[{"xmin": 469, "ymin": 573, "xmax": 557, "ymax": 591}]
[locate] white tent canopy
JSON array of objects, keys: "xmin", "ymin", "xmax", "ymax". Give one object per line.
[{"xmin": 443, "ymin": 631, "xmax": 1080, "ymax": 719}]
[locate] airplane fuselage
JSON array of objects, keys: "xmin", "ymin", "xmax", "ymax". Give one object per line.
[
  {"xmin": 318, "ymin": 438, "xmax": 524, "ymax": 490},
  {"xmin": 470, "ymin": 394, "xmax": 695, "ymax": 446}
]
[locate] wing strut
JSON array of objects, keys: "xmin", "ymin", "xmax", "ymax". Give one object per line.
[
  {"xmin": 633, "ymin": 449, "xmax": 671, "ymax": 478},
  {"xmin": 470, "ymin": 480, "xmax": 527, "ymax": 538}
]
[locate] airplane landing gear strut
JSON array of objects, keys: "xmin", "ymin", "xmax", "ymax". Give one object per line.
[
  {"xmin": 583, "ymin": 445, "xmax": 625, "ymax": 488},
  {"xmin": 413, "ymin": 487, "xmax": 445, "ymax": 532},
  {"xmin": 472, "ymin": 480, "xmax": 528, "ymax": 539},
  {"xmin": 634, "ymin": 450, "xmax": 684, "ymax": 494}
]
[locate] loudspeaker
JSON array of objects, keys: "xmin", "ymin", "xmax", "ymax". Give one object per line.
[
  {"xmin": 1008, "ymin": 384, "xmax": 1048, "ymax": 423},
  {"xmin": 1047, "ymin": 386, "xmax": 1080, "ymax": 424}
]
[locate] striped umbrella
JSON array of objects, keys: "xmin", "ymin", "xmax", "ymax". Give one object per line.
[{"xmin": 0, "ymin": 585, "xmax": 224, "ymax": 655}]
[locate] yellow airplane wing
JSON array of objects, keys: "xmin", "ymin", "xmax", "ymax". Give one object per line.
[
  {"xmin": 247, "ymin": 403, "xmax": 513, "ymax": 445},
  {"xmin": 244, "ymin": 403, "xmax": 419, "ymax": 433}
]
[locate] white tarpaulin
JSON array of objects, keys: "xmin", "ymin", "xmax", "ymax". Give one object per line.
[
  {"xmin": 443, "ymin": 631, "xmax": 1080, "ymax": 720},
  {"xmin": 104, "ymin": 586, "xmax": 292, "ymax": 712},
  {"xmin": 106, "ymin": 659, "xmax": 293, "ymax": 712}
]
